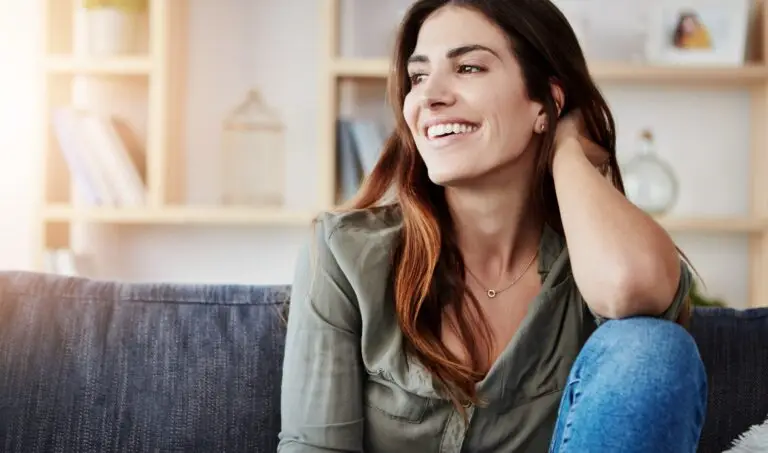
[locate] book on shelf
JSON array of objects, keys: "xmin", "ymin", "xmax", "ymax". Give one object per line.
[
  {"xmin": 51, "ymin": 107, "xmax": 147, "ymax": 207},
  {"xmin": 43, "ymin": 249, "xmax": 79, "ymax": 276},
  {"xmin": 336, "ymin": 117, "xmax": 388, "ymax": 202}
]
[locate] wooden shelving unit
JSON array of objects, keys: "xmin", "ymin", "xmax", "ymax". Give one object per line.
[
  {"xmin": 36, "ymin": 0, "xmax": 327, "ymax": 276},
  {"xmin": 34, "ymin": 0, "xmax": 768, "ymax": 307},
  {"xmin": 35, "ymin": 0, "xmax": 189, "ymax": 270},
  {"xmin": 36, "ymin": 1, "xmax": 322, "ymax": 270},
  {"xmin": 318, "ymin": 0, "xmax": 768, "ymax": 308}
]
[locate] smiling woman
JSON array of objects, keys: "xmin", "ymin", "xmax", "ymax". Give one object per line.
[
  {"xmin": 278, "ymin": 1, "xmax": 706, "ymax": 452},
  {"xmin": 403, "ymin": 34, "xmax": 542, "ymax": 187}
]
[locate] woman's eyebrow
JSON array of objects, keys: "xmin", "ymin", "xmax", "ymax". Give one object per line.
[{"xmin": 407, "ymin": 44, "xmax": 501, "ymax": 65}]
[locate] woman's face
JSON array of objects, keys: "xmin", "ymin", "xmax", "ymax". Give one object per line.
[{"xmin": 402, "ymin": 6, "xmax": 544, "ymax": 187}]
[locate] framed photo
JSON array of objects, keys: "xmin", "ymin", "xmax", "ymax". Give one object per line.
[{"xmin": 645, "ymin": 0, "xmax": 750, "ymax": 66}]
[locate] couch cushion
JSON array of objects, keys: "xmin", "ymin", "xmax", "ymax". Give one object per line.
[
  {"xmin": 689, "ymin": 306, "xmax": 768, "ymax": 453},
  {"xmin": 0, "ymin": 271, "xmax": 289, "ymax": 452}
]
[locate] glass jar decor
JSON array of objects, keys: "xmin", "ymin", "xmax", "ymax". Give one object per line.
[
  {"xmin": 220, "ymin": 89, "xmax": 285, "ymax": 207},
  {"xmin": 75, "ymin": 0, "xmax": 147, "ymax": 56},
  {"xmin": 621, "ymin": 129, "xmax": 679, "ymax": 215}
]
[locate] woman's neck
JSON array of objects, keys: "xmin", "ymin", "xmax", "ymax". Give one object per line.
[{"xmin": 445, "ymin": 179, "xmax": 542, "ymax": 281}]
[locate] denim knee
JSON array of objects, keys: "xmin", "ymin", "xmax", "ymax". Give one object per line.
[
  {"xmin": 577, "ymin": 316, "xmax": 707, "ymax": 394},
  {"xmin": 552, "ymin": 318, "xmax": 708, "ymax": 453}
]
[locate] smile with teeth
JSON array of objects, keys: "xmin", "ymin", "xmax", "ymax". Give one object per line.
[{"xmin": 426, "ymin": 122, "xmax": 479, "ymax": 140}]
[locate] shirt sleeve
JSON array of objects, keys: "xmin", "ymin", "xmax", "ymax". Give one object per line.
[
  {"xmin": 655, "ymin": 258, "xmax": 694, "ymax": 323},
  {"xmin": 278, "ymin": 218, "xmax": 365, "ymax": 453},
  {"xmin": 590, "ymin": 258, "xmax": 693, "ymax": 327}
]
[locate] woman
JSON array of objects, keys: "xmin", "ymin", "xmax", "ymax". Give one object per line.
[{"xmin": 279, "ymin": 0, "xmax": 707, "ymax": 451}]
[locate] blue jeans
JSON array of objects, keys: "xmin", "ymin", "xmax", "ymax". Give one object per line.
[{"xmin": 549, "ymin": 316, "xmax": 708, "ymax": 452}]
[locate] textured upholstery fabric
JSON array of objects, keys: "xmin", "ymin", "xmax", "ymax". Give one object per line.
[
  {"xmin": 689, "ymin": 307, "xmax": 768, "ymax": 453},
  {"xmin": 0, "ymin": 271, "xmax": 289, "ymax": 452},
  {"xmin": 0, "ymin": 271, "xmax": 765, "ymax": 452}
]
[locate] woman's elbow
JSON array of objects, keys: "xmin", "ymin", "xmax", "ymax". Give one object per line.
[{"xmin": 585, "ymin": 256, "xmax": 681, "ymax": 319}]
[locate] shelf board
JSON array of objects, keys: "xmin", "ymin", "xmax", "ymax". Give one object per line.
[
  {"xmin": 330, "ymin": 58, "xmax": 768, "ymax": 84},
  {"xmin": 331, "ymin": 58, "xmax": 390, "ymax": 78},
  {"xmin": 42, "ymin": 205, "xmax": 319, "ymax": 226},
  {"xmin": 654, "ymin": 216, "xmax": 765, "ymax": 233},
  {"xmin": 42, "ymin": 205, "xmax": 763, "ymax": 233},
  {"xmin": 593, "ymin": 62, "xmax": 768, "ymax": 84},
  {"xmin": 45, "ymin": 55, "xmax": 152, "ymax": 75}
]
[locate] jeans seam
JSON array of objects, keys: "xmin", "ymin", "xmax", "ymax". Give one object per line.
[{"xmin": 558, "ymin": 379, "xmax": 582, "ymax": 450}]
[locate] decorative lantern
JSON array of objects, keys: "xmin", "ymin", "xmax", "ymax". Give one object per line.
[
  {"xmin": 220, "ymin": 89, "xmax": 285, "ymax": 207},
  {"xmin": 622, "ymin": 129, "xmax": 679, "ymax": 215}
]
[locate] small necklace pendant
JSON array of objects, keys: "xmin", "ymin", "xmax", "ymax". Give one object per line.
[{"xmin": 487, "ymin": 289, "xmax": 497, "ymax": 298}]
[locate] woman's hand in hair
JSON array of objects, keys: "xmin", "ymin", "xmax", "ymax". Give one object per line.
[
  {"xmin": 552, "ymin": 109, "xmax": 609, "ymax": 170},
  {"xmin": 550, "ymin": 109, "xmax": 683, "ymax": 320}
]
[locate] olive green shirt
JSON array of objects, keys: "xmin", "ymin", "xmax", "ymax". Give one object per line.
[{"xmin": 278, "ymin": 205, "xmax": 691, "ymax": 453}]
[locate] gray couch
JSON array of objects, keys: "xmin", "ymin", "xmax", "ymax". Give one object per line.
[{"xmin": 0, "ymin": 271, "xmax": 765, "ymax": 453}]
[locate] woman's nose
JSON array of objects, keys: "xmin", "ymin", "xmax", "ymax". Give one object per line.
[{"xmin": 420, "ymin": 75, "xmax": 456, "ymax": 109}]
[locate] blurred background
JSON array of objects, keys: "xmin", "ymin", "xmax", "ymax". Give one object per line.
[{"xmin": 1, "ymin": 0, "xmax": 766, "ymax": 309}]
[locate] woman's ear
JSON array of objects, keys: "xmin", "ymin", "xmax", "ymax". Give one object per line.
[
  {"xmin": 534, "ymin": 82, "xmax": 565, "ymax": 134},
  {"xmin": 534, "ymin": 107, "xmax": 549, "ymax": 134},
  {"xmin": 550, "ymin": 82, "xmax": 565, "ymax": 117},
  {"xmin": 552, "ymin": 83, "xmax": 565, "ymax": 118}
]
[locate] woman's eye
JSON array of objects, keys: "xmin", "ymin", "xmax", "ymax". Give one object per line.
[
  {"xmin": 409, "ymin": 73, "xmax": 427, "ymax": 85},
  {"xmin": 458, "ymin": 64, "xmax": 483, "ymax": 74}
]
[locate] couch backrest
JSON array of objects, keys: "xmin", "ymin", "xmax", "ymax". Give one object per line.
[
  {"xmin": 0, "ymin": 271, "xmax": 290, "ymax": 453},
  {"xmin": 0, "ymin": 271, "xmax": 766, "ymax": 453},
  {"xmin": 688, "ymin": 306, "xmax": 768, "ymax": 452}
]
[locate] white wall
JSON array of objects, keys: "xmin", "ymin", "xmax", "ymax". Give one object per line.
[
  {"xmin": 0, "ymin": 0, "xmax": 43, "ymax": 274},
  {"xmin": 0, "ymin": 0, "xmax": 756, "ymax": 308}
]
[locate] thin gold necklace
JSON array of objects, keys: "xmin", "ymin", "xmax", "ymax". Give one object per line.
[{"xmin": 465, "ymin": 249, "xmax": 539, "ymax": 299}]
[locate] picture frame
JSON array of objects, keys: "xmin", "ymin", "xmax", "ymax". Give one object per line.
[{"xmin": 644, "ymin": 0, "xmax": 750, "ymax": 66}]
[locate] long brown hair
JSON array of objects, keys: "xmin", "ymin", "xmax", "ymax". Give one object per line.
[{"xmin": 335, "ymin": 0, "xmax": 685, "ymax": 413}]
